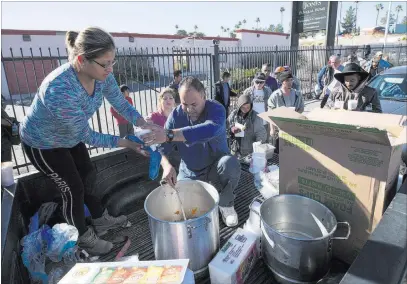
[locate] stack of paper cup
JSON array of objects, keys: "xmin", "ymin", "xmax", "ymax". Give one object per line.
[
  {"xmin": 1, "ymin": 162, "xmax": 15, "ymax": 187},
  {"xmin": 250, "ymin": 153, "xmax": 267, "ymax": 173}
]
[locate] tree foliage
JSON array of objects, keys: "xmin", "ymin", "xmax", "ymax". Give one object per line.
[{"xmin": 341, "ymin": 6, "xmax": 356, "ymax": 34}]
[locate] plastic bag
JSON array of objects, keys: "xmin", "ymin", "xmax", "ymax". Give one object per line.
[
  {"xmin": 46, "ymin": 224, "xmax": 79, "ymax": 264},
  {"xmin": 21, "ymin": 225, "xmax": 53, "ymax": 283},
  {"xmin": 126, "ymin": 134, "xmax": 162, "ymax": 180},
  {"xmin": 258, "ymin": 165, "xmax": 280, "ymax": 199},
  {"xmin": 21, "ymin": 224, "xmax": 80, "ymax": 284}
]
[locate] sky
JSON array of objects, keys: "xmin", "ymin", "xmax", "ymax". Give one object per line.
[{"xmin": 1, "ymin": 1, "xmax": 406, "ymax": 36}]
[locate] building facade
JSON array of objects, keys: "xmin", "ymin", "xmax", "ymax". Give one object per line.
[{"xmin": 1, "ymin": 28, "xmax": 290, "ymax": 98}]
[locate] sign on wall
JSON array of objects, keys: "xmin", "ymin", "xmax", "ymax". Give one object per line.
[{"xmin": 296, "ymin": 1, "xmax": 329, "ymax": 33}]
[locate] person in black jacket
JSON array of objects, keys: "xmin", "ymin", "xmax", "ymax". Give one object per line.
[
  {"xmin": 168, "ymin": 70, "xmax": 182, "ymax": 104},
  {"xmin": 214, "ymin": 71, "xmax": 237, "ymax": 116}
]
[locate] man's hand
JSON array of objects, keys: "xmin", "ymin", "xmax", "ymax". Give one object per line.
[
  {"xmin": 141, "ymin": 124, "xmax": 167, "ymax": 146},
  {"xmin": 231, "ymin": 126, "xmax": 241, "ymax": 134},
  {"xmin": 162, "ymin": 165, "xmax": 177, "ymax": 187}
]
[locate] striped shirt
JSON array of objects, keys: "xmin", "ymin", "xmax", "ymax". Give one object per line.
[{"xmin": 20, "ymin": 63, "xmax": 141, "ymax": 149}]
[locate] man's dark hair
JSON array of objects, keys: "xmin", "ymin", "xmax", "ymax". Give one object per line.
[
  {"xmin": 120, "ymin": 85, "xmax": 130, "ymax": 93},
  {"xmin": 179, "ymin": 76, "xmax": 206, "ymax": 98},
  {"xmin": 222, "ymin": 71, "xmax": 231, "ymax": 79},
  {"xmin": 174, "ymin": 70, "xmax": 182, "ymax": 78}
]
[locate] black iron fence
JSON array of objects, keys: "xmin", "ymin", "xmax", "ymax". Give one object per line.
[{"xmin": 2, "ymin": 43, "xmax": 406, "ymax": 174}]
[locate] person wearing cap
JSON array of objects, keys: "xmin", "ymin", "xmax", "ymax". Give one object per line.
[
  {"xmin": 274, "ymin": 66, "xmax": 302, "ymax": 95},
  {"xmin": 364, "ymin": 51, "xmax": 392, "ymax": 75},
  {"xmin": 110, "ymin": 84, "xmax": 136, "ymax": 137},
  {"xmin": 228, "ymin": 94, "xmax": 267, "ymax": 157},
  {"xmin": 214, "ymin": 71, "xmax": 237, "ymax": 117},
  {"xmin": 242, "ymin": 72, "xmax": 273, "ymax": 138},
  {"xmin": 268, "ymin": 71, "xmax": 305, "ymax": 113},
  {"xmin": 327, "ymin": 63, "xmax": 382, "ymax": 113},
  {"xmin": 261, "ymin": 63, "xmax": 278, "ymax": 92}
]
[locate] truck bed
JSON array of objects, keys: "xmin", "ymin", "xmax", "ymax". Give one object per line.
[
  {"xmin": 2, "ymin": 149, "xmax": 406, "ymax": 284},
  {"xmin": 95, "ymin": 156, "xmax": 350, "ymax": 284}
]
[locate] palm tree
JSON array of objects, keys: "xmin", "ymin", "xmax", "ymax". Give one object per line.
[
  {"xmin": 235, "ymin": 24, "xmax": 240, "ymax": 30},
  {"xmin": 238, "ymin": 21, "xmax": 242, "ymax": 27},
  {"xmin": 220, "ymin": 26, "xmax": 224, "ymax": 36},
  {"xmin": 255, "ymin": 17, "xmax": 260, "ymax": 29},
  {"xmin": 243, "ymin": 19, "xmax": 247, "ymax": 28},
  {"xmin": 395, "ymin": 5, "xmax": 403, "ymax": 24},
  {"xmin": 375, "ymin": 3, "xmax": 384, "ymax": 26},
  {"xmin": 194, "ymin": 25, "xmax": 198, "ymax": 32},
  {"xmin": 280, "ymin": 7, "xmax": 285, "ymax": 26}
]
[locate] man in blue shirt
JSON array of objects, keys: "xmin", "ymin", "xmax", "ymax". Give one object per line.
[{"xmin": 143, "ymin": 77, "xmax": 241, "ymax": 227}]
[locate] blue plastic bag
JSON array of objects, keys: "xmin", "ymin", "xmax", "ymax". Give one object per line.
[
  {"xmin": 126, "ymin": 135, "xmax": 162, "ymax": 180},
  {"xmin": 21, "ymin": 225, "xmax": 53, "ymax": 283}
]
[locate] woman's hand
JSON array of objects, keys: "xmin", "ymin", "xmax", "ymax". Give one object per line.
[
  {"xmin": 141, "ymin": 124, "xmax": 167, "ymax": 146},
  {"xmin": 118, "ymin": 138, "xmax": 149, "ymax": 157}
]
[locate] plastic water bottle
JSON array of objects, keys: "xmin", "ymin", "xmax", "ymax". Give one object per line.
[{"xmin": 253, "ymin": 172, "xmax": 262, "ymax": 190}]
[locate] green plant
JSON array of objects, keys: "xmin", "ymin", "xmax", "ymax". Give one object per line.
[
  {"xmin": 229, "ymin": 68, "xmax": 258, "ymax": 94},
  {"xmin": 113, "ymin": 50, "xmax": 158, "ymax": 84}
]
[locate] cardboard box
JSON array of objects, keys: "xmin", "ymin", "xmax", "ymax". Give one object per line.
[
  {"xmin": 259, "ymin": 107, "xmax": 407, "ymax": 264},
  {"xmin": 209, "ymin": 228, "xmax": 259, "ymax": 284}
]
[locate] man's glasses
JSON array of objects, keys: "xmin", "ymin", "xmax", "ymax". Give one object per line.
[
  {"xmin": 255, "ymin": 80, "xmax": 265, "ymax": 85},
  {"xmin": 92, "ymin": 60, "xmax": 117, "ymax": 69}
]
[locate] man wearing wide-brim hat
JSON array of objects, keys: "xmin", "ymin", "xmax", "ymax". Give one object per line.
[{"xmin": 326, "ymin": 63, "xmax": 382, "ymax": 113}]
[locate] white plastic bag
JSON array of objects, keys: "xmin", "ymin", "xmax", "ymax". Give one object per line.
[{"xmin": 258, "ymin": 165, "xmax": 279, "ymax": 199}]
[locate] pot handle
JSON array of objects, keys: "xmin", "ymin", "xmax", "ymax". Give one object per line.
[
  {"xmin": 332, "ymin": 221, "xmax": 351, "ymax": 240},
  {"xmin": 186, "ymin": 217, "xmax": 212, "ymax": 238},
  {"xmin": 249, "ymin": 196, "xmax": 265, "ymax": 216}
]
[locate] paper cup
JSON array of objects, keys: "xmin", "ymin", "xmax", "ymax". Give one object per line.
[
  {"xmin": 348, "ymin": 100, "xmax": 358, "ymax": 110},
  {"xmin": 334, "ymin": 100, "xmax": 344, "ymax": 110},
  {"xmin": 1, "ymin": 162, "xmax": 15, "ymax": 187}
]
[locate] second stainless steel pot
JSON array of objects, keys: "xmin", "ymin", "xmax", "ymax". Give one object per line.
[{"xmin": 257, "ymin": 194, "xmax": 351, "ymax": 284}]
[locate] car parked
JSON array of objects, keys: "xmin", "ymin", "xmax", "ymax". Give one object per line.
[{"xmin": 367, "ymin": 65, "xmax": 407, "ymax": 115}]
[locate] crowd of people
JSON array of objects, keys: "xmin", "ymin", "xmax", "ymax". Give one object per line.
[
  {"xmin": 316, "ymin": 50, "xmax": 389, "ymax": 112},
  {"xmin": 3, "ymin": 25, "xmax": 394, "ymax": 257}
]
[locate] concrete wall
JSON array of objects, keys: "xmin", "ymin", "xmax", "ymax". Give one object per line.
[{"xmin": 236, "ymin": 29, "xmax": 290, "ymax": 47}]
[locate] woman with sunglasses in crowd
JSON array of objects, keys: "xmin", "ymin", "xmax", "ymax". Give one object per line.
[{"xmin": 19, "ymin": 27, "xmax": 160, "ymax": 256}]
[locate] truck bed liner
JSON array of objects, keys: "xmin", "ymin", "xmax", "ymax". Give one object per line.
[{"xmin": 97, "ymin": 169, "xmax": 349, "ymax": 283}]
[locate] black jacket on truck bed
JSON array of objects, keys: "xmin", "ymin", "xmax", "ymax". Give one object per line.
[{"xmin": 2, "ymin": 149, "xmax": 407, "ymax": 284}]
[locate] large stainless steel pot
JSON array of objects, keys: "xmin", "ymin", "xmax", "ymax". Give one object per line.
[
  {"xmin": 144, "ymin": 180, "xmax": 220, "ymax": 274},
  {"xmin": 258, "ymin": 195, "xmax": 351, "ymax": 284}
]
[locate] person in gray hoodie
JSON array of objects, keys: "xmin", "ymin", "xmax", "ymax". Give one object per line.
[
  {"xmin": 228, "ymin": 94, "xmax": 267, "ymax": 157},
  {"xmin": 242, "ymin": 72, "xmax": 273, "ymax": 139},
  {"xmin": 268, "ymin": 71, "xmax": 305, "ymax": 113}
]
